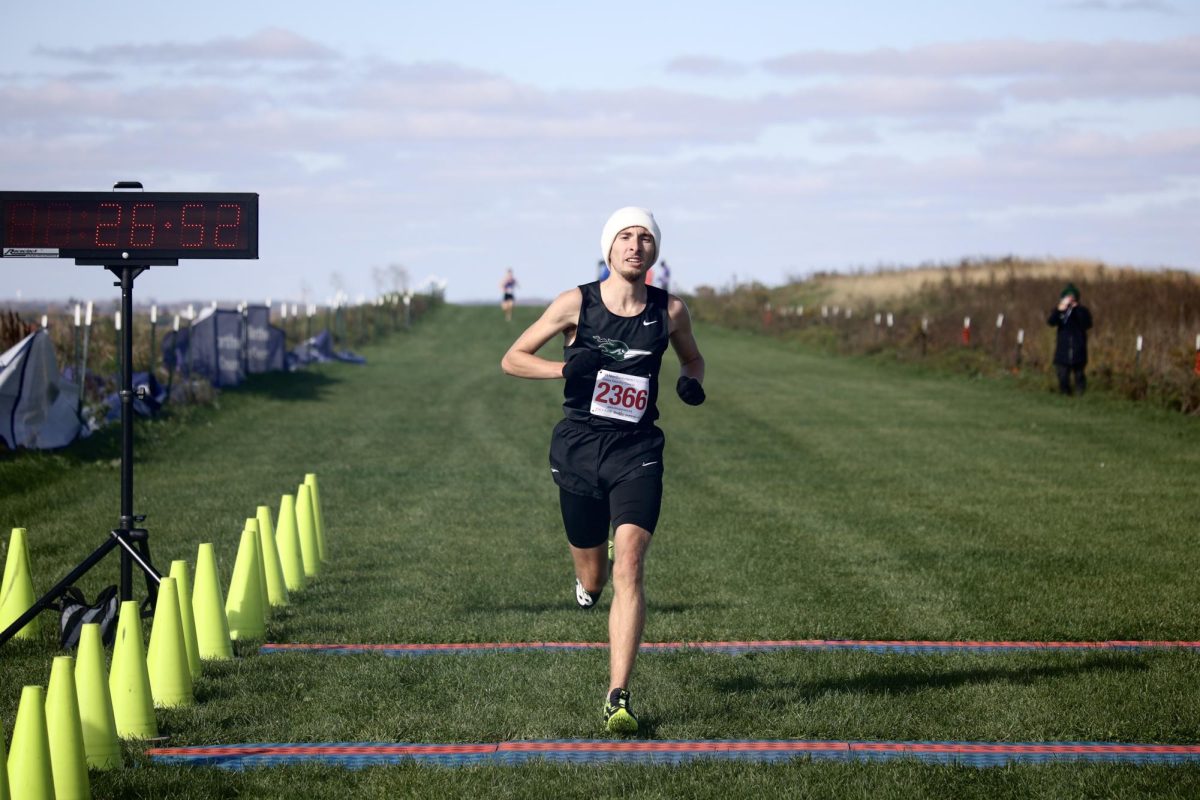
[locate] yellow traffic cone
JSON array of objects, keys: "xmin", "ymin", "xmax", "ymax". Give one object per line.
[
  {"xmin": 146, "ymin": 577, "xmax": 194, "ymax": 709},
  {"xmin": 244, "ymin": 519, "xmax": 271, "ymax": 621},
  {"xmin": 108, "ymin": 600, "xmax": 158, "ymax": 739},
  {"xmin": 275, "ymin": 494, "xmax": 307, "ymax": 593},
  {"xmin": 296, "ymin": 483, "xmax": 321, "ymax": 579},
  {"xmin": 256, "ymin": 505, "xmax": 290, "ymax": 608},
  {"xmin": 304, "ymin": 473, "xmax": 328, "ymax": 563},
  {"xmin": 0, "ymin": 712, "xmax": 9, "ymax": 800},
  {"xmin": 0, "ymin": 528, "xmax": 31, "ymax": 596},
  {"xmin": 74, "ymin": 623, "xmax": 122, "ymax": 770},
  {"xmin": 192, "ymin": 543, "xmax": 233, "ymax": 660},
  {"xmin": 46, "ymin": 656, "xmax": 92, "ymax": 800},
  {"xmin": 225, "ymin": 527, "xmax": 266, "ymax": 640},
  {"xmin": 1, "ymin": 529, "xmax": 20, "ymax": 591},
  {"xmin": 7, "ymin": 685, "xmax": 54, "ymax": 800},
  {"xmin": 0, "ymin": 527, "xmax": 40, "ymax": 640},
  {"xmin": 168, "ymin": 560, "xmax": 202, "ymax": 681}
]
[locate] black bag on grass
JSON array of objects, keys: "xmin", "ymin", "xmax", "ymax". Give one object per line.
[{"xmin": 58, "ymin": 585, "xmax": 119, "ymax": 651}]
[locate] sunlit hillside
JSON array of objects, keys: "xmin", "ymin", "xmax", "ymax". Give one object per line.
[{"xmin": 690, "ymin": 258, "xmax": 1200, "ymax": 414}]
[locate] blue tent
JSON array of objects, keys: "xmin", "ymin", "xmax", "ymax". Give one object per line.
[
  {"xmin": 289, "ymin": 330, "xmax": 366, "ymax": 367},
  {"xmin": 0, "ymin": 330, "xmax": 85, "ymax": 449},
  {"xmin": 161, "ymin": 326, "xmax": 189, "ymax": 377},
  {"xmin": 244, "ymin": 305, "xmax": 286, "ymax": 374},
  {"xmin": 103, "ymin": 371, "xmax": 167, "ymax": 422},
  {"xmin": 168, "ymin": 308, "xmax": 245, "ymax": 388}
]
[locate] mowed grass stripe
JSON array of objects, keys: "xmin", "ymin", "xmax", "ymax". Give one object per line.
[
  {"xmin": 665, "ymin": 326, "xmax": 1200, "ymax": 641},
  {"xmin": 4, "ymin": 303, "xmax": 1200, "ymax": 798},
  {"xmin": 260, "ymin": 640, "xmax": 1200, "ymax": 655}
]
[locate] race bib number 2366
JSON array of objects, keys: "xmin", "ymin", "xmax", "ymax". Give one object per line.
[{"xmin": 590, "ymin": 369, "xmax": 649, "ymax": 423}]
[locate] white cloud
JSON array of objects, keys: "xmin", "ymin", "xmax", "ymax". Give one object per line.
[
  {"xmin": 0, "ymin": 81, "xmax": 265, "ymax": 134},
  {"xmin": 812, "ymin": 126, "xmax": 884, "ymax": 146},
  {"xmin": 767, "ymin": 78, "xmax": 999, "ymax": 121},
  {"xmin": 762, "ymin": 37, "xmax": 1200, "ymax": 88},
  {"xmin": 36, "ymin": 27, "xmax": 338, "ymax": 65},
  {"xmin": 665, "ymin": 56, "xmax": 748, "ymax": 77},
  {"xmin": 1061, "ymin": 0, "xmax": 1181, "ymax": 14},
  {"xmin": 2, "ymin": 27, "xmax": 1196, "ymax": 302}
]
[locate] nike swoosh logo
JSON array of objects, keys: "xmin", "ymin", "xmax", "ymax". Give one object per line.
[
  {"xmin": 641, "ymin": 461, "xmax": 658, "ymax": 467},
  {"xmin": 642, "ymin": 319, "xmax": 658, "ymax": 326},
  {"xmin": 550, "ymin": 468, "xmax": 560, "ymax": 473}
]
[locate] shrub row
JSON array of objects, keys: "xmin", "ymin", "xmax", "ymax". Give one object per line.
[{"xmin": 688, "ymin": 259, "xmax": 1200, "ymax": 414}]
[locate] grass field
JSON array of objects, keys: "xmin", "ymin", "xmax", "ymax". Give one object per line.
[{"xmin": 3, "ymin": 303, "xmax": 1200, "ymax": 798}]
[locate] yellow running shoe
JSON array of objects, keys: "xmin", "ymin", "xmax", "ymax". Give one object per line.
[{"xmin": 603, "ymin": 688, "xmax": 638, "ymax": 734}]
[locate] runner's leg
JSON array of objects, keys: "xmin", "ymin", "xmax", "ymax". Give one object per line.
[
  {"xmin": 560, "ymin": 488, "xmax": 609, "ymax": 597},
  {"xmin": 570, "ymin": 544, "xmax": 608, "ymax": 596},
  {"xmin": 608, "ymin": 523, "xmax": 651, "ymax": 693}
]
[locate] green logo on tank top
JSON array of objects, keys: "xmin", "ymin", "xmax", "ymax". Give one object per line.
[{"xmin": 593, "ymin": 335, "xmax": 652, "ymax": 361}]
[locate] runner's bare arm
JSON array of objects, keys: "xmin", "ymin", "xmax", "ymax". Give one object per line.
[
  {"xmin": 501, "ymin": 288, "xmax": 582, "ymax": 379},
  {"xmin": 667, "ymin": 295, "xmax": 705, "ymax": 383}
]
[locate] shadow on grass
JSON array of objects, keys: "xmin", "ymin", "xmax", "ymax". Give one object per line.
[
  {"xmin": 235, "ymin": 369, "xmax": 342, "ymax": 402},
  {"xmin": 462, "ymin": 601, "xmax": 592, "ymax": 613},
  {"xmin": 714, "ymin": 653, "xmax": 1152, "ymax": 699},
  {"xmin": 653, "ymin": 602, "xmax": 728, "ymax": 614},
  {"xmin": 460, "ymin": 600, "xmax": 729, "ymax": 614},
  {"xmin": 0, "ymin": 420, "xmax": 130, "ymax": 505},
  {"xmin": 0, "ymin": 369, "xmax": 340, "ymax": 482}
]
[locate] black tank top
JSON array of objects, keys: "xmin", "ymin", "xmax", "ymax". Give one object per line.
[{"xmin": 562, "ymin": 281, "xmax": 669, "ymax": 429}]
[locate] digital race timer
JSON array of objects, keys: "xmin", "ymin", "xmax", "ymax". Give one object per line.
[{"xmin": 0, "ymin": 191, "xmax": 258, "ymax": 261}]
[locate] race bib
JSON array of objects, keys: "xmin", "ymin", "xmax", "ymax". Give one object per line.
[{"xmin": 590, "ymin": 369, "xmax": 649, "ymax": 423}]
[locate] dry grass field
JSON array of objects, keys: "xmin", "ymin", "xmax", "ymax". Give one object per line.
[
  {"xmin": 802, "ymin": 258, "xmax": 1124, "ymax": 308},
  {"xmin": 691, "ymin": 258, "xmax": 1200, "ymax": 413}
]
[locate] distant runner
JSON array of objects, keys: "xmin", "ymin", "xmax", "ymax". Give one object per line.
[
  {"xmin": 501, "ymin": 268, "xmax": 518, "ymax": 322},
  {"xmin": 655, "ymin": 260, "xmax": 670, "ymax": 293},
  {"xmin": 501, "ymin": 207, "xmax": 706, "ymax": 734}
]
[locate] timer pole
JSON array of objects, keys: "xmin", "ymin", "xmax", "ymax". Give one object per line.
[
  {"xmin": 0, "ymin": 262, "xmax": 172, "ymax": 647},
  {"xmin": 112, "ymin": 264, "xmax": 155, "ymax": 597}
]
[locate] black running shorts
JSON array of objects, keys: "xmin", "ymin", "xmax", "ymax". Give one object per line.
[{"xmin": 549, "ymin": 419, "xmax": 664, "ymax": 548}]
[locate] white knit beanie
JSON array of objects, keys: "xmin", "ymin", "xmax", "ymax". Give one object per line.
[{"xmin": 600, "ymin": 207, "xmax": 660, "ymax": 268}]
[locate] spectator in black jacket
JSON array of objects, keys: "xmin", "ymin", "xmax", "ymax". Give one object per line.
[{"xmin": 1047, "ymin": 283, "xmax": 1092, "ymax": 395}]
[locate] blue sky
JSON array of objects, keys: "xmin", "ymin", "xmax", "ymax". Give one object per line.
[{"xmin": 2, "ymin": 0, "xmax": 1197, "ymax": 308}]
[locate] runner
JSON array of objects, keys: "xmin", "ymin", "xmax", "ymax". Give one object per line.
[
  {"xmin": 500, "ymin": 268, "xmax": 518, "ymax": 322},
  {"xmin": 501, "ymin": 207, "xmax": 706, "ymax": 733},
  {"xmin": 655, "ymin": 260, "xmax": 671, "ymax": 293}
]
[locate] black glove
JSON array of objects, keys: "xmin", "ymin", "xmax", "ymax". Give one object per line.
[
  {"xmin": 562, "ymin": 348, "xmax": 604, "ymax": 380},
  {"xmin": 676, "ymin": 376, "xmax": 705, "ymax": 406}
]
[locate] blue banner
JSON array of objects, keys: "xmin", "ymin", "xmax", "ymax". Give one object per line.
[
  {"xmin": 187, "ymin": 309, "xmax": 245, "ymax": 387},
  {"xmin": 244, "ymin": 305, "xmax": 286, "ymax": 374}
]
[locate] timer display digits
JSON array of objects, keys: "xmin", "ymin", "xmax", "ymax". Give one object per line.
[{"xmin": 0, "ymin": 191, "xmax": 258, "ymax": 260}]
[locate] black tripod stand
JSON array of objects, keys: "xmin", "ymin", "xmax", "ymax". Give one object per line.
[{"xmin": 0, "ymin": 261, "xmax": 172, "ymax": 646}]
